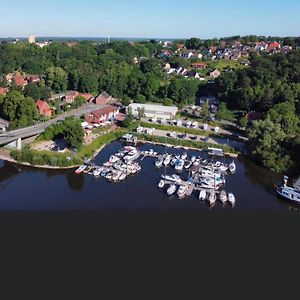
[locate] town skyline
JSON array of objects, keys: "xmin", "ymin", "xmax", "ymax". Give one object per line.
[{"xmin": 1, "ymin": 0, "xmax": 300, "ymax": 38}]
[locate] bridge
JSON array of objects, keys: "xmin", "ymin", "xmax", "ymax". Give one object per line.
[{"xmin": 0, "ymin": 103, "xmax": 104, "ymax": 148}]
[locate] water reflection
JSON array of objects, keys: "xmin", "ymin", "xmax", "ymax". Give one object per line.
[{"xmin": 0, "ymin": 141, "xmax": 298, "ymax": 211}]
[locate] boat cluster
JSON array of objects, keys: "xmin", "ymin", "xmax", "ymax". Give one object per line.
[
  {"xmin": 155, "ymin": 152, "xmax": 236, "ymax": 206},
  {"xmin": 75, "ymin": 146, "xmax": 141, "ymax": 182}
]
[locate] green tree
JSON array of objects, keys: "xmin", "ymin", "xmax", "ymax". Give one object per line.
[
  {"xmin": 239, "ymin": 117, "xmax": 248, "ymax": 128},
  {"xmin": 201, "ymin": 102, "xmax": 210, "ymax": 121},
  {"xmin": 137, "ymin": 107, "xmax": 145, "ymax": 120},
  {"xmin": 45, "ymin": 67, "xmax": 68, "ymax": 93}
]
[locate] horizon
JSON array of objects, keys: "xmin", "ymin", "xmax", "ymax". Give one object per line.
[{"xmin": 1, "ymin": 0, "xmax": 300, "ymax": 38}]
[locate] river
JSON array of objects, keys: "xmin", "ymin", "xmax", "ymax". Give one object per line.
[{"xmin": 0, "ymin": 141, "xmax": 297, "ymax": 211}]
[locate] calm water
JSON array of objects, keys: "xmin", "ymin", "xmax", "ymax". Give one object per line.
[{"xmin": 0, "ymin": 141, "xmax": 297, "ymax": 211}]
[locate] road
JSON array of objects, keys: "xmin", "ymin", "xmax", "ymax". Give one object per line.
[{"xmin": 0, "ymin": 103, "xmax": 104, "ymax": 146}]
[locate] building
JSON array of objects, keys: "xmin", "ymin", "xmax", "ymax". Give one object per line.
[
  {"xmin": 180, "ymin": 51, "xmax": 194, "ymax": 59},
  {"xmin": 64, "ymin": 91, "xmax": 79, "ymax": 104},
  {"xmin": 192, "ymin": 63, "xmax": 208, "ymax": 69},
  {"xmin": 84, "ymin": 105, "xmax": 119, "ymax": 124},
  {"xmin": 210, "ymin": 69, "xmax": 221, "ymax": 79},
  {"xmin": 13, "ymin": 75, "xmax": 28, "ymax": 87},
  {"xmin": 94, "ymin": 91, "xmax": 112, "ymax": 105},
  {"xmin": 36, "ymin": 100, "xmax": 52, "ymax": 117},
  {"xmin": 0, "ymin": 87, "xmax": 8, "ymax": 96},
  {"xmin": 28, "ymin": 35, "xmax": 35, "ymax": 44},
  {"xmin": 79, "ymin": 93, "xmax": 94, "ymax": 102},
  {"xmin": 26, "ymin": 75, "xmax": 41, "ymax": 83},
  {"xmin": 128, "ymin": 103, "xmax": 178, "ymax": 120}
]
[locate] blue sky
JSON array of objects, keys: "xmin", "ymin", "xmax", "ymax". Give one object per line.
[{"xmin": 1, "ymin": 0, "xmax": 299, "ymax": 38}]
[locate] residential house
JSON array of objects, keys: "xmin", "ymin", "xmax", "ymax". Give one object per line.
[
  {"xmin": 192, "ymin": 52, "xmax": 203, "ymax": 59},
  {"xmin": 94, "ymin": 91, "xmax": 112, "ymax": 105},
  {"xmin": 0, "ymin": 87, "xmax": 8, "ymax": 96},
  {"xmin": 79, "ymin": 93, "xmax": 94, "ymax": 102},
  {"xmin": 255, "ymin": 42, "xmax": 268, "ymax": 51},
  {"xmin": 13, "ymin": 75, "xmax": 28, "ymax": 87},
  {"xmin": 267, "ymin": 41, "xmax": 281, "ymax": 51},
  {"xmin": 26, "ymin": 75, "xmax": 41, "ymax": 83},
  {"xmin": 64, "ymin": 91, "xmax": 79, "ymax": 104},
  {"xmin": 180, "ymin": 51, "xmax": 194, "ymax": 59},
  {"xmin": 84, "ymin": 105, "xmax": 119, "ymax": 124},
  {"xmin": 192, "ymin": 62, "xmax": 207, "ymax": 69},
  {"xmin": 36, "ymin": 100, "xmax": 52, "ymax": 117},
  {"xmin": 245, "ymin": 111, "xmax": 264, "ymax": 122},
  {"xmin": 176, "ymin": 44, "xmax": 185, "ymax": 51},
  {"xmin": 210, "ymin": 69, "xmax": 221, "ymax": 79}
]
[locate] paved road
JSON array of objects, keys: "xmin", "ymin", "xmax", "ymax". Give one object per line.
[{"xmin": 0, "ymin": 103, "xmax": 104, "ymax": 146}]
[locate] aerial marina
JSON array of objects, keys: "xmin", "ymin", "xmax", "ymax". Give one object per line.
[{"xmin": 75, "ymin": 135, "xmax": 238, "ymax": 208}]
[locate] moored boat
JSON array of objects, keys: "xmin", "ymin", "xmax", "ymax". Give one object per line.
[
  {"xmin": 155, "ymin": 156, "xmax": 164, "ymax": 167},
  {"xmin": 158, "ymin": 180, "xmax": 165, "ymax": 188},
  {"xmin": 75, "ymin": 164, "xmax": 87, "ymax": 174},
  {"xmin": 177, "ymin": 184, "xmax": 189, "ymax": 198},
  {"xmin": 208, "ymin": 190, "xmax": 216, "ymax": 205},
  {"xmin": 199, "ymin": 189, "xmax": 207, "ymax": 201},
  {"xmin": 228, "ymin": 193, "xmax": 236, "ymax": 206},
  {"xmin": 228, "ymin": 161, "xmax": 236, "ymax": 173},
  {"xmin": 167, "ymin": 184, "xmax": 177, "ymax": 196},
  {"xmin": 219, "ymin": 190, "xmax": 227, "ymax": 203},
  {"xmin": 276, "ymin": 176, "xmax": 300, "ymax": 204}
]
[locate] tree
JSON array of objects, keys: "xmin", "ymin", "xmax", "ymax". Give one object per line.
[
  {"xmin": 45, "ymin": 67, "xmax": 68, "ymax": 93},
  {"xmin": 71, "ymin": 95, "xmax": 86, "ymax": 108},
  {"xmin": 201, "ymin": 102, "xmax": 210, "ymax": 121},
  {"xmin": 137, "ymin": 107, "xmax": 145, "ymax": 120},
  {"xmin": 163, "ymin": 98, "xmax": 174, "ymax": 106},
  {"xmin": 123, "ymin": 107, "xmax": 134, "ymax": 128},
  {"xmin": 239, "ymin": 117, "xmax": 248, "ymax": 128},
  {"xmin": 248, "ymin": 116, "xmax": 292, "ymax": 172},
  {"xmin": 136, "ymin": 94, "xmax": 146, "ymax": 104},
  {"xmin": 185, "ymin": 38, "xmax": 202, "ymax": 50},
  {"xmin": 216, "ymin": 102, "xmax": 234, "ymax": 121}
]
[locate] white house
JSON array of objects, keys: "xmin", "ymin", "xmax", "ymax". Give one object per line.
[
  {"xmin": 128, "ymin": 103, "xmax": 178, "ymax": 120},
  {"xmin": 180, "ymin": 51, "xmax": 194, "ymax": 59}
]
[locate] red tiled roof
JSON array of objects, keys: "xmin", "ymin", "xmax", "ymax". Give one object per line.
[
  {"xmin": 79, "ymin": 93, "xmax": 94, "ymax": 101},
  {"xmin": 245, "ymin": 111, "xmax": 264, "ymax": 121},
  {"xmin": 36, "ymin": 100, "xmax": 52, "ymax": 116},
  {"xmin": 115, "ymin": 113, "xmax": 126, "ymax": 122},
  {"xmin": 90, "ymin": 105, "xmax": 117, "ymax": 118},
  {"xmin": 0, "ymin": 87, "xmax": 8, "ymax": 96},
  {"xmin": 14, "ymin": 75, "xmax": 27, "ymax": 86}
]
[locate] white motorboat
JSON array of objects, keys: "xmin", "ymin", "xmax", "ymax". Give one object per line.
[
  {"xmin": 228, "ymin": 161, "xmax": 236, "ymax": 173},
  {"xmin": 228, "ymin": 193, "xmax": 236, "ymax": 206},
  {"xmin": 158, "ymin": 180, "xmax": 165, "ymax": 188},
  {"xmin": 190, "ymin": 162, "xmax": 199, "ymax": 175},
  {"xmin": 112, "ymin": 171, "xmax": 122, "ymax": 181},
  {"xmin": 124, "ymin": 148, "xmax": 140, "ymax": 162},
  {"xmin": 276, "ymin": 176, "xmax": 300, "ymax": 204},
  {"xmin": 184, "ymin": 160, "xmax": 192, "ymax": 169},
  {"xmin": 161, "ymin": 174, "xmax": 181, "ymax": 184},
  {"xmin": 208, "ymin": 190, "xmax": 216, "ymax": 205},
  {"xmin": 163, "ymin": 155, "xmax": 172, "ymax": 166},
  {"xmin": 175, "ymin": 160, "xmax": 184, "ymax": 171},
  {"xmin": 105, "ymin": 172, "xmax": 113, "ymax": 180},
  {"xmin": 155, "ymin": 156, "xmax": 164, "ymax": 167},
  {"xmin": 75, "ymin": 164, "xmax": 87, "ymax": 174},
  {"xmin": 219, "ymin": 190, "xmax": 227, "ymax": 203},
  {"xmin": 167, "ymin": 184, "xmax": 177, "ymax": 196},
  {"xmin": 181, "ymin": 152, "xmax": 188, "ymax": 160},
  {"xmin": 93, "ymin": 167, "xmax": 103, "ymax": 177},
  {"xmin": 200, "ymin": 169, "xmax": 215, "ymax": 178},
  {"xmin": 170, "ymin": 157, "xmax": 177, "ymax": 166},
  {"xmin": 109, "ymin": 155, "xmax": 120, "ymax": 163},
  {"xmin": 191, "ymin": 156, "xmax": 196, "ymax": 163},
  {"xmin": 177, "ymin": 184, "xmax": 189, "ymax": 198},
  {"xmin": 199, "ymin": 189, "xmax": 207, "ymax": 201},
  {"xmin": 119, "ymin": 173, "xmax": 127, "ymax": 181}
]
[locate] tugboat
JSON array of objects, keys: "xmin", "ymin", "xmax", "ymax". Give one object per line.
[{"xmin": 276, "ymin": 176, "xmax": 300, "ymax": 204}]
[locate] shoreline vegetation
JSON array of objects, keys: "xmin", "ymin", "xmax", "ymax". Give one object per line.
[{"xmin": 10, "ymin": 128, "xmax": 128, "ymax": 169}]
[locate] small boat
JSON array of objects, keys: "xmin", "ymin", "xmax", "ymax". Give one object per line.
[
  {"xmin": 101, "ymin": 169, "xmax": 108, "ymax": 177},
  {"xmin": 105, "ymin": 172, "xmax": 113, "ymax": 180},
  {"xmin": 177, "ymin": 184, "xmax": 189, "ymax": 198},
  {"xmin": 228, "ymin": 193, "xmax": 236, "ymax": 206},
  {"xmin": 199, "ymin": 189, "xmax": 207, "ymax": 201},
  {"xmin": 184, "ymin": 160, "xmax": 192, "ymax": 169},
  {"xmin": 167, "ymin": 184, "xmax": 177, "ymax": 196},
  {"xmin": 190, "ymin": 162, "xmax": 199, "ymax": 175},
  {"xmin": 75, "ymin": 164, "xmax": 86, "ymax": 174},
  {"xmin": 93, "ymin": 168, "xmax": 102, "ymax": 177},
  {"xmin": 158, "ymin": 180, "xmax": 165, "ymax": 188},
  {"xmin": 170, "ymin": 157, "xmax": 177, "ymax": 166},
  {"xmin": 208, "ymin": 190, "xmax": 216, "ymax": 205},
  {"xmin": 155, "ymin": 156, "xmax": 164, "ymax": 168},
  {"xmin": 275, "ymin": 176, "xmax": 300, "ymax": 204},
  {"xmin": 119, "ymin": 173, "xmax": 127, "ymax": 181},
  {"xmin": 181, "ymin": 152, "xmax": 188, "ymax": 160},
  {"xmin": 191, "ymin": 156, "xmax": 196, "ymax": 163},
  {"xmin": 109, "ymin": 155, "xmax": 120, "ymax": 163},
  {"xmin": 112, "ymin": 171, "xmax": 122, "ymax": 181},
  {"xmin": 175, "ymin": 160, "xmax": 184, "ymax": 171},
  {"xmin": 228, "ymin": 161, "xmax": 236, "ymax": 173},
  {"xmin": 219, "ymin": 190, "xmax": 227, "ymax": 203},
  {"xmin": 163, "ymin": 155, "xmax": 172, "ymax": 166}
]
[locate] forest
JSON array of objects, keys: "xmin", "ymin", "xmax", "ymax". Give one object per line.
[
  {"xmin": 0, "ymin": 41, "xmax": 201, "ymax": 107},
  {"xmin": 214, "ymin": 51, "xmax": 300, "ymax": 173}
]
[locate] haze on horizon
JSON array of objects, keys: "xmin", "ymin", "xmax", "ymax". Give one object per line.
[{"xmin": 1, "ymin": 0, "xmax": 299, "ymax": 39}]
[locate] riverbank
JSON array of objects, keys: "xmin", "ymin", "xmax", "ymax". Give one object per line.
[{"xmin": 7, "ymin": 128, "xmax": 128, "ymax": 170}]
